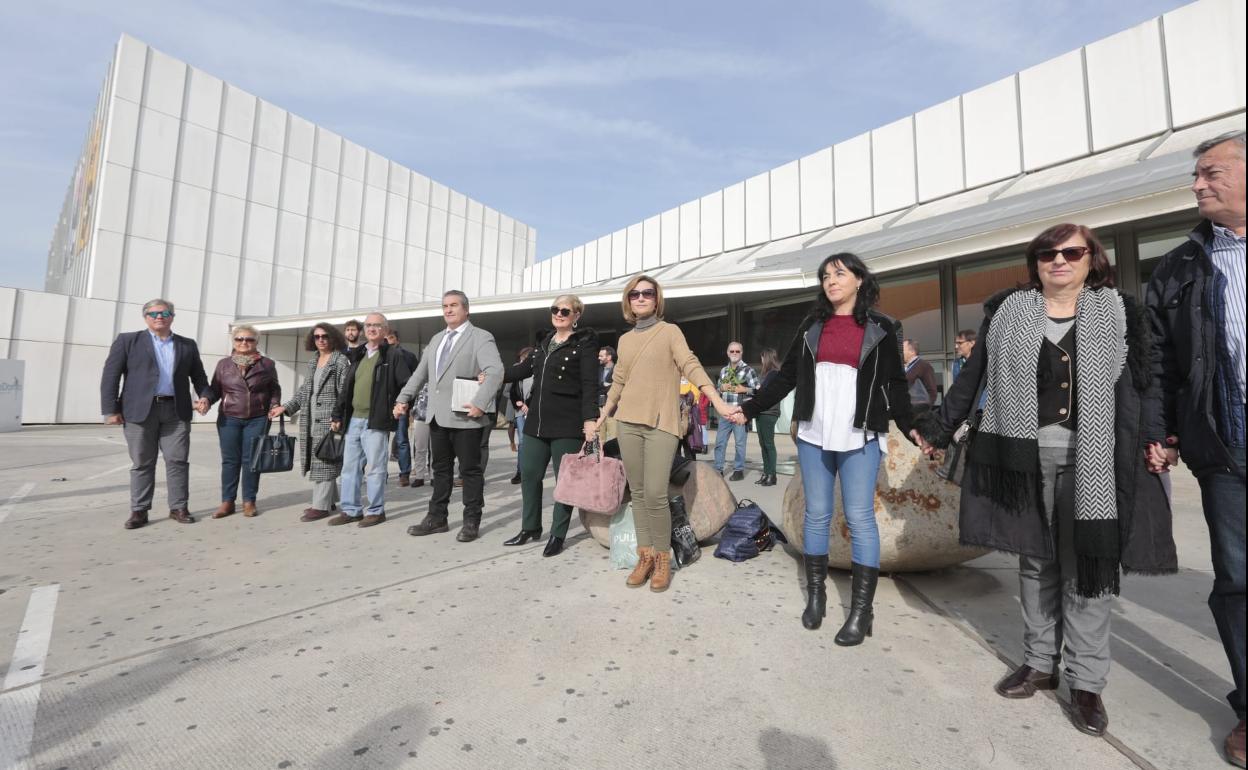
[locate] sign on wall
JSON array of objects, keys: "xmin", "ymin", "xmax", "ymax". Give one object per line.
[{"xmin": 0, "ymin": 360, "xmax": 24, "ymax": 432}]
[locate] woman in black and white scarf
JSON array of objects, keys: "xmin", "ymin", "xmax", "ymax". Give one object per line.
[{"xmin": 916, "ymin": 223, "xmax": 1177, "ymax": 740}]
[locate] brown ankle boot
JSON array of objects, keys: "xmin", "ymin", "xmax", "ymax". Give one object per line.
[
  {"xmin": 650, "ymin": 550, "xmax": 672, "ymax": 593},
  {"xmin": 626, "ymin": 547, "xmax": 655, "ymax": 588},
  {"xmin": 242, "ymin": 501, "xmax": 258, "ymax": 517},
  {"xmin": 212, "ymin": 501, "xmax": 235, "ymax": 519}
]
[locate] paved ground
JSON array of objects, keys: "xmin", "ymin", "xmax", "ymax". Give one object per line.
[{"xmin": 0, "ymin": 424, "xmax": 1237, "ymax": 769}]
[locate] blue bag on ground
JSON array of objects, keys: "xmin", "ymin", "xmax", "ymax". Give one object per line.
[{"xmin": 714, "ymin": 499, "xmax": 780, "ymax": 562}]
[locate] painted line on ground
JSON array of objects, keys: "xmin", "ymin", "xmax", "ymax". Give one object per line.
[
  {"xmin": 84, "ymin": 462, "xmax": 133, "ymax": 481},
  {"xmin": 0, "ymin": 483, "xmax": 36, "ymax": 526},
  {"xmin": 0, "ymin": 584, "xmax": 61, "ymax": 770}
]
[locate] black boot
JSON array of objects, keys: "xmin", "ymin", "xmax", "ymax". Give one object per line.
[
  {"xmin": 503, "ymin": 529, "xmax": 541, "ymax": 546},
  {"xmin": 802, "ymin": 554, "xmax": 829, "ymax": 630},
  {"xmin": 834, "ymin": 563, "xmax": 879, "ymax": 646}
]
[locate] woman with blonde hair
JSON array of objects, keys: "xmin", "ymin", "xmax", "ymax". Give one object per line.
[
  {"xmin": 204, "ymin": 324, "xmax": 281, "ymax": 518},
  {"xmin": 596, "ymin": 275, "xmax": 736, "ymax": 591}
]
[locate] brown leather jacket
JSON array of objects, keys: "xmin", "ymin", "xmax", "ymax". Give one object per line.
[{"xmin": 207, "ymin": 356, "xmax": 282, "ymax": 420}]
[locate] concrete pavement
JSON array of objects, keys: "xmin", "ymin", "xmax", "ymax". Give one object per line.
[{"xmin": 0, "ymin": 424, "xmax": 1237, "ymax": 769}]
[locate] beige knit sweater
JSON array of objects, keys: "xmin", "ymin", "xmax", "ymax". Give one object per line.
[{"xmin": 604, "ymin": 320, "xmax": 714, "ymax": 437}]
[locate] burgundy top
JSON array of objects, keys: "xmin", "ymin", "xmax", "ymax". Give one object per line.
[{"xmin": 816, "ymin": 315, "xmax": 864, "ymax": 368}]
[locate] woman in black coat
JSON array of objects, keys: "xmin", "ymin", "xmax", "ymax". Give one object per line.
[
  {"xmin": 915, "ymin": 223, "xmax": 1177, "ymax": 739},
  {"xmin": 501, "ymin": 294, "xmax": 600, "ymax": 557}
]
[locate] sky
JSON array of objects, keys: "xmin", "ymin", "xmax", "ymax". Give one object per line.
[{"xmin": 0, "ymin": 0, "xmax": 1188, "ymax": 291}]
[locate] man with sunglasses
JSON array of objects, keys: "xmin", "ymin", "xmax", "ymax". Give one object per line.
[
  {"xmin": 1146, "ymin": 130, "xmax": 1247, "ymax": 768},
  {"xmin": 100, "ymin": 299, "xmax": 210, "ymax": 530}
]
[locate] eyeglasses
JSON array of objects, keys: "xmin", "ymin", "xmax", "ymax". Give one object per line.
[
  {"xmin": 312, "ymin": 333, "xmax": 330, "ymax": 340},
  {"xmin": 728, "ymin": 350, "xmax": 743, "ymax": 355},
  {"xmin": 550, "ymin": 306, "xmax": 573, "ymax": 317},
  {"xmin": 145, "ymin": 310, "xmax": 173, "ymax": 319},
  {"xmin": 627, "ymin": 288, "xmax": 656, "ymax": 300},
  {"xmin": 364, "ymin": 323, "xmax": 386, "ymax": 329},
  {"xmin": 1035, "ymin": 246, "xmax": 1089, "ymax": 263},
  {"xmin": 234, "ymin": 337, "xmax": 257, "ymax": 343}
]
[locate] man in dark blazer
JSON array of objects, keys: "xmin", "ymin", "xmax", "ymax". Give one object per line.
[{"xmin": 100, "ymin": 299, "xmax": 210, "ymax": 530}]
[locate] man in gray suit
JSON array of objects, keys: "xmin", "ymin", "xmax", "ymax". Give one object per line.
[
  {"xmin": 395, "ymin": 290, "xmax": 503, "ymax": 542},
  {"xmin": 100, "ymin": 298, "xmax": 210, "ymax": 530}
]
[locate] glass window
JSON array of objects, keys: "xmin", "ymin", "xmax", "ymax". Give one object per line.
[
  {"xmin": 878, "ymin": 270, "xmax": 942, "ymax": 357},
  {"xmin": 744, "ymin": 300, "xmax": 810, "ymax": 364},
  {"xmin": 1137, "ymin": 223, "xmax": 1195, "ymax": 289},
  {"xmin": 955, "ymin": 254, "xmax": 1028, "ymax": 333},
  {"xmin": 673, "ymin": 313, "xmax": 730, "ymax": 381}
]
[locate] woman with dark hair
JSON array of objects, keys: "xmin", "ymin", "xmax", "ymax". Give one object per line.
[
  {"xmin": 751, "ymin": 348, "xmax": 782, "ymax": 486},
  {"xmin": 269, "ymin": 322, "xmax": 351, "ymax": 521},
  {"xmin": 914, "ymin": 223, "xmax": 1176, "ymax": 738},
  {"xmin": 734, "ymin": 253, "xmax": 917, "ymax": 644}
]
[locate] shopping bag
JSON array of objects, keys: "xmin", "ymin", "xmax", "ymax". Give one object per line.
[{"xmin": 609, "ymin": 503, "xmax": 639, "ymax": 569}]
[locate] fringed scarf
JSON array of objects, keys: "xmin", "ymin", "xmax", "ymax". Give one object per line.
[{"xmin": 970, "ymin": 287, "xmax": 1127, "ymax": 597}]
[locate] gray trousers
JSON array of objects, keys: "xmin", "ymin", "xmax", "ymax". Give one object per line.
[
  {"xmin": 1019, "ymin": 446, "xmax": 1113, "ymax": 693},
  {"xmin": 410, "ymin": 419, "xmax": 431, "ymax": 481},
  {"xmin": 122, "ymin": 398, "xmax": 191, "ymax": 512},
  {"xmin": 311, "ymin": 480, "xmax": 339, "ymax": 511}
]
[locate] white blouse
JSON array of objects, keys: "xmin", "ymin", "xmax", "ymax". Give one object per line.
[{"xmin": 796, "ymin": 362, "xmax": 886, "ymax": 453}]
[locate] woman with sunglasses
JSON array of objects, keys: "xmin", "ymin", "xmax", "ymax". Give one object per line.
[
  {"xmin": 203, "ymin": 324, "xmax": 282, "ymax": 519},
  {"xmin": 733, "ymin": 253, "xmax": 917, "ymax": 643},
  {"xmin": 914, "ymin": 223, "xmax": 1175, "ymax": 738},
  {"xmin": 501, "ymin": 296, "xmax": 601, "ymax": 557},
  {"xmin": 269, "ymin": 323, "xmax": 351, "ymax": 521},
  {"xmin": 596, "ymin": 275, "xmax": 735, "ymax": 591}
]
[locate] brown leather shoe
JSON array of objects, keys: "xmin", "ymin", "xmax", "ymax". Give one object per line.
[
  {"xmin": 169, "ymin": 509, "xmax": 195, "ymax": 524},
  {"xmin": 1069, "ymin": 689, "xmax": 1108, "ymax": 737},
  {"xmin": 1227, "ymin": 719, "xmax": 1246, "ymax": 768},
  {"xmin": 358, "ymin": 512, "xmax": 386, "ymax": 527},
  {"xmin": 242, "ymin": 501, "xmax": 258, "ymax": 517},
  {"xmin": 124, "ymin": 510, "xmax": 148, "ymax": 530},
  {"xmin": 994, "ymin": 664, "xmax": 1059, "ymax": 699},
  {"xmin": 212, "ymin": 501, "xmax": 235, "ymax": 519},
  {"xmin": 398, "ymin": 474, "xmax": 410, "ymax": 487},
  {"xmin": 650, "ymin": 550, "xmax": 672, "ymax": 593},
  {"xmin": 327, "ymin": 513, "xmax": 357, "ymax": 526},
  {"xmin": 411, "ymin": 479, "xmax": 425, "ymax": 488},
  {"xmin": 301, "ymin": 508, "xmax": 330, "ymax": 522},
  {"xmin": 626, "ymin": 547, "xmax": 655, "ymax": 588}
]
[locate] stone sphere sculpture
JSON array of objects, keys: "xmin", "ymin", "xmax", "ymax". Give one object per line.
[
  {"xmin": 781, "ymin": 429, "xmax": 988, "ymax": 571},
  {"xmin": 579, "ymin": 460, "xmax": 737, "ymax": 547}
]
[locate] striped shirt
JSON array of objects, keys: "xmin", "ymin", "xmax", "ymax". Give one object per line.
[{"xmin": 1210, "ymin": 224, "xmax": 1246, "ymax": 402}]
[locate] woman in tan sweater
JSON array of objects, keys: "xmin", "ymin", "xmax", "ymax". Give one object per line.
[{"xmin": 596, "ymin": 275, "xmax": 736, "ymax": 592}]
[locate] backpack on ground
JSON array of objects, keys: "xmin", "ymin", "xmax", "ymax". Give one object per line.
[{"xmin": 713, "ymin": 499, "xmax": 782, "ymax": 562}]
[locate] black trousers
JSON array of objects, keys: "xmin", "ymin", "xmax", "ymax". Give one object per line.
[{"xmin": 429, "ymin": 418, "xmax": 484, "ymax": 523}]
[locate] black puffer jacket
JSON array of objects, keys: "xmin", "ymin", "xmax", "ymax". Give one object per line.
[
  {"xmin": 506, "ymin": 327, "xmax": 600, "ymax": 439},
  {"xmin": 741, "ymin": 310, "xmax": 914, "ymax": 438}
]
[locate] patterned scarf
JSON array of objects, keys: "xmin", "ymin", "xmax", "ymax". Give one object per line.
[{"xmin": 971, "ymin": 287, "xmax": 1127, "ymax": 597}]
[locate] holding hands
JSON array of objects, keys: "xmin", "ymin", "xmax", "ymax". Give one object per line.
[
  {"xmin": 268, "ymin": 405, "xmax": 285, "ymax": 419},
  {"xmin": 1145, "ymin": 437, "xmax": 1177, "ymax": 474},
  {"xmin": 193, "ymin": 398, "xmax": 210, "ymax": 416},
  {"xmin": 392, "ymin": 401, "xmax": 409, "ymax": 419}
]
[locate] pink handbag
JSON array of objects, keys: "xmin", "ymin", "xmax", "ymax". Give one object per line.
[{"xmin": 554, "ymin": 440, "xmax": 628, "ymax": 514}]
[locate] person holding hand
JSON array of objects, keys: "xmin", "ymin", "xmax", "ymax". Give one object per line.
[{"xmin": 596, "ymin": 275, "xmax": 735, "ymax": 592}]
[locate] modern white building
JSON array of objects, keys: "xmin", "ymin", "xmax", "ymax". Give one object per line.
[{"xmin": 2, "ymin": 0, "xmax": 1245, "ymax": 424}]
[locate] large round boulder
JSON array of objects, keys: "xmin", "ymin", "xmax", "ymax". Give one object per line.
[
  {"xmin": 579, "ymin": 460, "xmax": 738, "ymax": 547},
  {"xmin": 781, "ymin": 430, "xmax": 988, "ymax": 571}
]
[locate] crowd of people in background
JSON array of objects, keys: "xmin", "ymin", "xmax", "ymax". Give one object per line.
[{"xmin": 98, "ymin": 131, "xmax": 1245, "ymax": 766}]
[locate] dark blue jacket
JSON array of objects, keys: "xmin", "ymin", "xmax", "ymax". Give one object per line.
[{"xmin": 100, "ymin": 330, "xmax": 209, "ymax": 423}]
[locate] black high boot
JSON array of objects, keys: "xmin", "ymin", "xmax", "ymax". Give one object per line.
[
  {"xmin": 802, "ymin": 554, "xmax": 829, "ymax": 630},
  {"xmin": 834, "ymin": 563, "xmax": 879, "ymax": 646}
]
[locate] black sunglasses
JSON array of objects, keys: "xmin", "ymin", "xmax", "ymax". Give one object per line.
[
  {"xmin": 1035, "ymin": 246, "xmax": 1089, "ymax": 263},
  {"xmin": 627, "ymin": 288, "xmax": 656, "ymax": 300},
  {"xmin": 233, "ymin": 337, "xmax": 257, "ymax": 343},
  {"xmin": 312, "ymin": 333, "xmax": 330, "ymax": 340},
  {"xmin": 550, "ymin": 306, "xmax": 573, "ymax": 317},
  {"xmin": 145, "ymin": 310, "xmax": 173, "ymax": 319}
]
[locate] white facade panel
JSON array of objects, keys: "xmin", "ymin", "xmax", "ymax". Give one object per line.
[
  {"xmin": 314, "ymin": 129, "xmax": 341, "ymax": 172},
  {"xmin": 60, "ymin": 344, "xmax": 112, "ymax": 422},
  {"xmin": 336, "ymin": 177, "xmax": 363, "ymax": 230},
  {"xmin": 209, "ymin": 193, "xmax": 245, "ymax": 257},
  {"xmin": 799, "ymin": 148, "xmax": 834, "ymax": 232},
  {"xmin": 833, "ymin": 132, "xmax": 873, "ymax": 224},
  {"xmin": 407, "ymin": 200, "xmax": 429, "ymax": 248},
  {"xmin": 1164, "ymin": 0, "xmax": 1247, "ymax": 127},
  {"xmin": 105, "ymin": 97, "xmax": 140, "ymax": 168},
  {"xmin": 1086, "ymin": 19, "xmax": 1168, "ymax": 151},
  {"xmin": 280, "ymin": 159, "xmax": 312, "ymax": 216},
  {"xmin": 340, "ymin": 141, "xmax": 366, "ymax": 181},
  {"xmin": 482, "ymin": 226, "xmax": 499, "ymax": 270},
  {"xmin": 403, "ymin": 246, "xmax": 426, "ymax": 300},
  {"xmin": 679, "ymin": 200, "xmax": 700, "ymax": 262},
  {"xmin": 170, "ymin": 183, "xmax": 211, "ymax": 250},
  {"xmin": 128, "ymin": 171, "xmax": 173, "ymax": 242},
  {"xmin": 427, "ymin": 207, "xmax": 449, "ymax": 255},
  {"xmin": 305, "ymin": 219, "xmax": 333, "ymax": 275},
  {"xmin": 68, "ymin": 297, "xmax": 119, "ymax": 347},
  {"xmin": 425, "ymin": 252, "xmax": 445, "ymax": 297},
  {"xmin": 497, "ymin": 231, "xmax": 514, "ymax": 276},
  {"xmin": 205, "ymin": 253, "xmax": 239, "ymax": 314},
  {"xmin": 357, "ymin": 233, "xmax": 383, "ymax": 287},
  {"xmin": 221, "ymin": 85, "xmax": 256, "ymax": 142},
  {"xmin": 355, "ymin": 281, "xmax": 380, "ymax": 310},
  {"xmin": 660, "ymin": 208, "xmax": 680, "ymax": 266},
  {"xmin": 446, "ymin": 213, "xmax": 466, "ymax": 259},
  {"xmin": 333, "ymin": 227, "xmax": 359, "ymax": 279},
  {"xmin": 11, "ymin": 341, "xmax": 63, "ymax": 423},
  {"xmin": 303, "ymin": 270, "xmax": 330, "ymax": 313},
  {"xmin": 429, "ymin": 181, "xmax": 450, "ymax": 211},
  {"xmin": 215, "ymin": 134, "xmax": 251, "ymax": 200},
  {"xmin": 448, "ymin": 190, "xmax": 467, "ymax": 218},
  {"xmin": 113, "ymin": 36, "xmax": 147, "ymax": 103},
  {"xmin": 382, "ymin": 239, "xmax": 405, "ymax": 295},
  {"xmin": 745, "ymin": 171, "xmax": 771, "ymax": 246},
  {"xmin": 250, "ymin": 148, "xmax": 282, "ymax": 207},
  {"xmin": 89, "ymin": 230, "xmax": 124, "ymax": 299},
  {"xmin": 563, "ymin": 249, "xmax": 576, "ymax": 287},
  {"xmin": 1019, "ymin": 51, "xmax": 1089, "ymax": 170},
  {"xmin": 272, "ymin": 266, "xmax": 302, "ymax": 316},
  {"xmin": 185, "ymin": 69, "xmax": 223, "ymax": 131},
  {"xmin": 464, "ymin": 220, "xmax": 483, "ymax": 264},
  {"xmin": 276, "ymin": 211, "xmax": 307, "ymax": 268},
  {"xmin": 243, "ymin": 203, "xmax": 277, "ymax": 263},
  {"xmin": 121, "ymin": 236, "xmax": 166, "ymax": 305},
  {"xmin": 13, "ymin": 291, "xmax": 71, "ymax": 343},
  {"xmin": 700, "ymin": 191, "xmax": 723, "ymax": 256},
  {"xmin": 361, "ymin": 184, "xmax": 386, "ymax": 237},
  {"xmin": 642, "ymin": 215, "xmax": 662, "ymax": 269},
  {"xmin": 365, "ymin": 151, "xmax": 388, "ymax": 189},
  {"xmin": 96, "ymin": 164, "xmax": 132, "ymax": 234},
  {"xmin": 915, "ymin": 97, "xmax": 964, "ymax": 201},
  {"xmin": 255, "ymin": 101, "xmax": 286, "ymax": 153},
  {"xmin": 872, "ymin": 117, "xmax": 917, "ymax": 214},
  {"xmin": 164, "ymin": 244, "xmax": 205, "ymax": 313},
  {"xmin": 238, "ymin": 260, "xmax": 272, "ymax": 316},
  {"xmin": 410, "ymin": 172, "xmax": 430, "ymax": 204},
  {"xmin": 329, "ymin": 280, "xmax": 355, "ymax": 311},
  {"xmin": 177, "ymin": 122, "xmax": 216, "ymax": 189},
  {"xmin": 770, "ymin": 161, "xmax": 800, "ymax": 240},
  {"xmin": 134, "ymin": 108, "xmax": 180, "ymax": 179},
  {"xmin": 723, "ymin": 182, "xmax": 746, "ymax": 251},
  {"xmin": 611, "ymin": 229, "xmax": 627, "ymax": 279},
  {"xmin": 144, "ymin": 48, "xmax": 186, "ymax": 117},
  {"xmin": 287, "ymin": 115, "xmax": 315, "ymax": 163},
  {"xmin": 963, "ymin": 75, "xmax": 1022, "ymax": 187},
  {"xmin": 626, "ymin": 223, "xmax": 643, "ymax": 274},
  {"xmin": 385, "ymin": 192, "xmax": 407, "ymax": 242}
]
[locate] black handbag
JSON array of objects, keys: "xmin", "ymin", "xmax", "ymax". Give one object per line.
[
  {"xmin": 314, "ymin": 429, "xmax": 345, "ymax": 464},
  {"xmin": 936, "ymin": 364, "xmax": 988, "ymax": 487},
  {"xmin": 669, "ymin": 495, "xmax": 701, "ymax": 569},
  {"xmin": 250, "ymin": 415, "xmax": 296, "ymax": 473}
]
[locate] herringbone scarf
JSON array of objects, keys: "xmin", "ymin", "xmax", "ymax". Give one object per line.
[{"xmin": 973, "ymin": 287, "xmax": 1127, "ymax": 597}]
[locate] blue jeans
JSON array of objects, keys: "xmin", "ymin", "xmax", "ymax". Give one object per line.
[
  {"xmin": 1198, "ymin": 444, "xmax": 1246, "ymax": 718},
  {"xmin": 714, "ymin": 421, "xmax": 748, "ymax": 472},
  {"xmin": 394, "ymin": 412, "xmax": 411, "ymax": 476},
  {"xmin": 340, "ymin": 417, "xmax": 389, "ymax": 517},
  {"xmin": 796, "ymin": 437, "xmax": 882, "ymax": 566},
  {"xmin": 514, "ymin": 413, "xmax": 526, "ymax": 473},
  {"xmin": 217, "ymin": 415, "xmax": 268, "ymax": 503}
]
